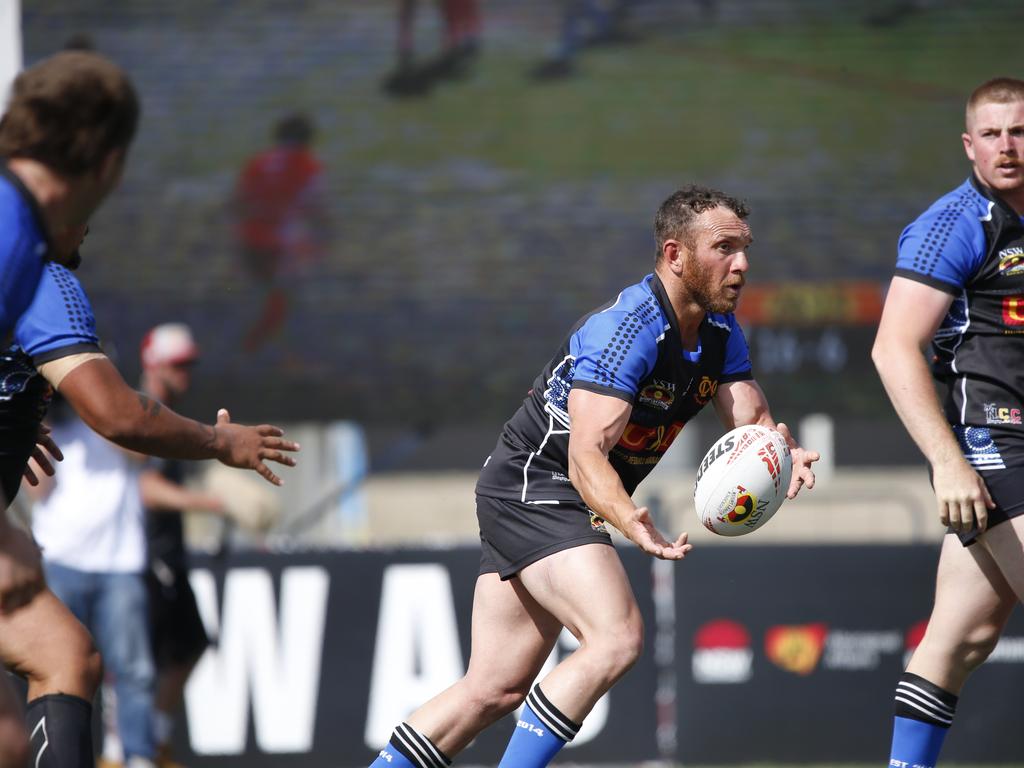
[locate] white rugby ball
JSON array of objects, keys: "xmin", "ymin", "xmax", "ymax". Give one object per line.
[{"xmin": 693, "ymin": 424, "xmax": 792, "ymax": 537}]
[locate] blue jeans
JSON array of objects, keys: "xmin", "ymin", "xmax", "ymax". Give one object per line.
[{"xmin": 45, "ymin": 562, "xmax": 156, "ymax": 761}]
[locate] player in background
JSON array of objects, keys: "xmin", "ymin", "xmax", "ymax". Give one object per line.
[
  {"xmin": 873, "ymin": 77, "xmax": 1024, "ymax": 768},
  {"xmin": 0, "ymin": 225, "xmax": 299, "ymax": 768},
  {"xmin": 367, "ymin": 186, "xmax": 818, "ymax": 768}
]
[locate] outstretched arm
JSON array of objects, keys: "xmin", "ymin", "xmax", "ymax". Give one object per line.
[
  {"xmin": 567, "ymin": 388, "xmax": 691, "ymax": 560},
  {"xmin": 713, "ymin": 378, "xmax": 819, "ymax": 499},
  {"xmin": 45, "ymin": 355, "xmax": 299, "ymax": 486},
  {"xmin": 872, "ymin": 276, "xmax": 993, "ymax": 531}
]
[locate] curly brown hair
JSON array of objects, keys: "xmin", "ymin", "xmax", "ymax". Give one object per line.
[
  {"xmin": 0, "ymin": 51, "xmax": 139, "ymax": 176},
  {"xmin": 654, "ymin": 185, "xmax": 749, "ymax": 258}
]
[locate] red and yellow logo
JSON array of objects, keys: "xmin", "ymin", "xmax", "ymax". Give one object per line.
[
  {"xmin": 720, "ymin": 486, "xmax": 757, "ymax": 525},
  {"xmin": 693, "ymin": 376, "xmax": 718, "ymax": 405},
  {"xmin": 765, "ymin": 624, "xmax": 828, "ymax": 675},
  {"xmin": 1002, "ymin": 296, "xmax": 1024, "ymax": 326}
]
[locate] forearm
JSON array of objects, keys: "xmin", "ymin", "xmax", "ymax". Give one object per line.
[
  {"xmin": 568, "ymin": 448, "xmax": 636, "ymax": 534},
  {"xmin": 872, "ymin": 342, "xmax": 961, "ymax": 467},
  {"xmin": 85, "ymin": 391, "xmax": 218, "ymax": 460}
]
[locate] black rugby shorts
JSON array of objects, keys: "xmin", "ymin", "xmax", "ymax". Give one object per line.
[
  {"xmin": 147, "ymin": 564, "xmax": 210, "ymax": 667},
  {"xmin": 476, "ymin": 494, "xmax": 613, "ymax": 580}
]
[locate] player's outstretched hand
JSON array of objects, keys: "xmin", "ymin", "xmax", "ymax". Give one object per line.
[
  {"xmin": 932, "ymin": 456, "xmax": 994, "ymax": 533},
  {"xmin": 0, "ymin": 521, "xmax": 44, "ymax": 613},
  {"xmin": 213, "ymin": 408, "xmax": 300, "ymax": 486},
  {"xmin": 776, "ymin": 422, "xmax": 819, "ymax": 499},
  {"xmin": 22, "ymin": 424, "xmax": 63, "ymax": 486},
  {"xmin": 624, "ymin": 507, "xmax": 692, "ymax": 560}
]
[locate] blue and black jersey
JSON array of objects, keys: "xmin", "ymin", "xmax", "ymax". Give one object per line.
[
  {"xmin": 896, "ymin": 174, "xmax": 1024, "ymax": 469},
  {"xmin": 0, "ymin": 262, "xmax": 100, "ymax": 503},
  {"xmin": 0, "ymin": 164, "xmax": 54, "ymax": 338},
  {"xmin": 476, "ymin": 272, "xmax": 753, "ymax": 503}
]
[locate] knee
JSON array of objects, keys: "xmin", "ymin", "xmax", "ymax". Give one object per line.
[
  {"xmin": 462, "ymin": 676, "xmax": 531, "ymax": 721},
  {"xmin": 0, "ymin": 717, "xmax": 29, "ymax": 768},
  {"xmin": 591, "ymin": 613, "xmax": 645, "ymax": 679},
  {"xmin": 958, "ymin": 623, "xmax": 1002, "ymax": 672}
]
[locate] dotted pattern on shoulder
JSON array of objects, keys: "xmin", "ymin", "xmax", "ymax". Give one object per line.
[
  {"xmin": 47, "ymin": 263, "xmax": 96, "ymax": 337},
  {"xmin": 594, "ymin": 295, "xmax": 660, "ymax": 387},
  {"xmin": 910, "ymin": 188, "xmax": 983, "ymax": 277}
]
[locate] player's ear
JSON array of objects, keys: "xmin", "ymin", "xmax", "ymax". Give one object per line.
[{"xmin": 662, "ymin": 239, "xmax": 688, "ymax": 274}]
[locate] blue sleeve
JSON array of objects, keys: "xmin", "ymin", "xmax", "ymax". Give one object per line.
[
  {"xmin": 569, "ymin": 309, "xmax": 660, "ymax": 401},
  {"xmin": 0, "ymin": 212, "xmax": 46, "ymax": 336},
  {"xmin": 721, "ymin": 317, "xmax": 753, "ymax": 380},
  {"xmin": 895, "ymin": 207, "xmax": 986, "ymax": 293},
  {"xmin": 14, "ymin": 263, "xmax": 100, "ymax": 362}
]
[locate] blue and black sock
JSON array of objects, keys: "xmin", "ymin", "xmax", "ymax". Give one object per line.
[
  {"xmin": 889, "ymin": 672, "xmax": 958, "ymax": 768},
  {"xmin": 498, "ymin": 685, "xmax": 581, "ymax": 768},
  {"xmin": 26, "ymin": 693, "xmax": 94, "ymax": 768},
  {"xmin": 369, "ymin": 722, "xmax": 451, "ymax": 768}
]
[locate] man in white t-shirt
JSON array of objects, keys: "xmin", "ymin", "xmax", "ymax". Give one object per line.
[{"xmin": 26, "ymin": 401, "xmax": 156, "ymax": 768}]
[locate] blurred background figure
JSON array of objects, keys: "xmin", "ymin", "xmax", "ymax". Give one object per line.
[
  {"xmin": 232, "ymin": 113, "xmax": 331, "ymax": 354},
  {"xmin": 382, "ymin": 0, "xmax": 482, "ymax": 96},
  {"xmin": 530, "ymin": 0, "xmax": 638, "ymax": 80},
  {"xmin": 25, "ymin": 395, "xmax": 159, "ymax": 768}
]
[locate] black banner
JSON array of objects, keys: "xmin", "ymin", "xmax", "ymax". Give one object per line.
[
  {"xmin": 166, "ymin": 545, "xmax": 1023, "ymax": 767},
  {"xmin": 173, "ymin": 547, "xmax": 659, "ymax": 767}
]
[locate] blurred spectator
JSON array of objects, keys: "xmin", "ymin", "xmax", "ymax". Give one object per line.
[
  {"xmin": 383, "ymin": 0, "xmax": 482, "ymax": 97},
  {"xmin": 530, "ymin": 0, "xmax": 636, "ymax": 80},
  {"xmin": 233, "ymin": 113, "xmax": 330, "ymax": 353},
  {"xmin": 100, "ymin": 324, "xmax": 280, "ymax": 768},
  {"xmin": 25, "ymin": 399, "xmax": 158, "ymax": 768}
]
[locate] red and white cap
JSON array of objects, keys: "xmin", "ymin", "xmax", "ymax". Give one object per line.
[{"xmin": 140, "ymin": 323, "xmax": 199, "ymax": 368}]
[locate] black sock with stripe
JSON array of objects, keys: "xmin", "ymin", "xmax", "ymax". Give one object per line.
[
  {"xmin": 894, "ymin": 672, "xmax": 958, "ymax": 726},
  {"xmin": 388, "ymin": 722, "xmax": 451, "ymax": 768}
]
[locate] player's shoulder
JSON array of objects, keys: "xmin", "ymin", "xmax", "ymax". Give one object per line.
[
  {"xmin": 589, "ymin": 274, "xmax": 667, "ymax": 332},
  {"xmin": 905, "ymin": 178, "xmax": 989, "ymax": 241}
]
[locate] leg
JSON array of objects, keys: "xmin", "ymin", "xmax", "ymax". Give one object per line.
[
  {"xmin": 371, "ymin": 572, "xmax": 562, "ymax": 765},
  {"xmin": 491, "ymin": 543, "xmax": 642, "ymax": 767},
  {"xmin": 978, "ymin": 514, "xmax": 1024, "ymax": 601},
  {"xmin": 889, "ymin": 533, "xmax": 1016, "ymax": 768},
  {"xmin": 516, "ymin": 543, "xmax": 643, "ymax": 722},
  {"xmin": 92, "ymin": 573, "xmax": 156, "ymax": 763},
  {"xmin": 0, "ymin": 588, "xmax": 102, "ymax": 768}
]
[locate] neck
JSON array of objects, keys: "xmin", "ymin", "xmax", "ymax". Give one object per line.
[
  {"xmin": 974, "ymin": 171, "xmax": 1024, "ymax": 217},
  {"xmin": 656, "ymin": 267, "xmax": 705, "ymax": 345},
  {"xmin": 6, "ymin": 158, "xmax": 83, "ymax": 236}
]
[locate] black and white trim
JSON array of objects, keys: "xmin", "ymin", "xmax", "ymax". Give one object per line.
[
  {"xmin": 390, "ymin": 722, "xmax": 451, "ymax": 768},
  {"xmin": 894, "ymin": 673, "xmax": 957, "ymax": 727},
  {"xmin": 527, "ymin": 685, "xmax": 582, "ymax": 743}
]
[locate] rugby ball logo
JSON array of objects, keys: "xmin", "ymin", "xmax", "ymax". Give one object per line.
[{"xmin": 694, "ymin": 424, "xmax": 792, "ymax": 536}]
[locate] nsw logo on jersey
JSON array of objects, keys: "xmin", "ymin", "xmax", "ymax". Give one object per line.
[
  {"xmin": 638, "ymin": 379, "xmax": 674, "ymax": 410},
  {"xmin": 998, "ymin": 247, "xmax": 1024, "ymax": 277}
]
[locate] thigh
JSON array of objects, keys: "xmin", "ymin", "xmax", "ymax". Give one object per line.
[
  {"xmin": 463, "ymin": 572, "xmax": 562, "ymax": 686},
  {"xmin": 516, "ymin": 542, "xmax": 639, "ymax": 642},
  {"xmin": 0, "ymin": 589, "xmax": 95, "ymax": 694},
  {"xmin": 979, "ymin": 515, "xmax": 1024, "ymax": 601},
  {"xmin": 910, "ymin": 533, "xmax": 1016, "ymax": 689}
]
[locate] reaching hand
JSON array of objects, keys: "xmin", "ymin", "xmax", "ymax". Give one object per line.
[
  {"xmin": 213, "ymin": 408, "xmax": 300, "ymax": 486},
  {"xmin": 776, "ymin": 422, "xmax": 819, "ymax": 499},
  {"xmin": 0, "ymin": 521, "xmax": 44, "ymax": 613},
  {"xmin": 932, "ymin": 456, "xmax": 994, "ymax": 533},
  {"xmin": 623, "ymin": 507, "xmax": 692, "ymax": 560},
  {"xmin": 22, "ymin": 424, "xmax": 62, "ymax": 486}
]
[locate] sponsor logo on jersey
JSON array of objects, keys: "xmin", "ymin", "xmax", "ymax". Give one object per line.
[
  {"xmin": 589, "ymin": 512, "xmax": 607, "ymax": 532},
  {"xmin": 638, "ymin": 379, "xmax": 675, "ymax": 410},
  {"xmin": 998, "ymin": 247, "xmax": 1024, "ymax": 276},
  {"xmin": 984, "ymin": 403, "xmax": 1022, "ymax": 425},
  {"xmin": 1002, "ymin": 296, "xmax": 1024, "ymax": 326},
  {"xmin": 692, "ymin": 375, "xmax": 718, "ymax": 405},
  {"xmin": 617, "ymin": 421, "xmax": 684, "ymax": 455},
  {"xmin": 765, "ymin": 623, "xmax": 828, "ymax": 675}
]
